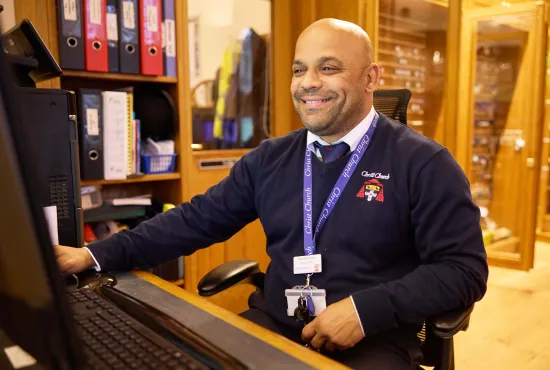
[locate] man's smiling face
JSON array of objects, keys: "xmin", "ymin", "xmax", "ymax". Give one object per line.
[{"xmin": 290, "ymin": 21, "xmax": 375, "ymax": 141}]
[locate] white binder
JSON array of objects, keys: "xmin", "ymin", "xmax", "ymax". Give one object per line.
[{"xmin": 102, "ymin": 91, "xmax": 128, "ymax": 180}]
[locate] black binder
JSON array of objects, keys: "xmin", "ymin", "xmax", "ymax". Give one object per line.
[
  {"xmin": 118, "ymin": 0, "xmax": 140, "ymax": 74},
  {"xmin": 107, "ymin": 0, "xmax": 120, "ymax": 72},
  {"xmin": 78, "ymin": 89, "xmax": 104, "ymax": 180},
  {"xmin": 55, "ymin": 0, "xmax": 85, "ymax": 70}
]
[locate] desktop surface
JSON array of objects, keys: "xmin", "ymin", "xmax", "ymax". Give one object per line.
[{"xmin": 111, "ymin": 271, "xmax": 349, "ymax": 370}]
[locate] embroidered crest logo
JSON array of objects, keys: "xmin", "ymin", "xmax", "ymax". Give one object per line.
[{"xmin": 356, "ymin": 179, "xmax": 384, "ymax": 202}]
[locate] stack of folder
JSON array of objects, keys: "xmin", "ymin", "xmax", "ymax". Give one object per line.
[
  {"xmin": 78, "ymin": 88, "xmax": 143, "ymax": 181},
  {"xmin": 56, "ymin": 0, "xmax": 177, "ymax": 76}
]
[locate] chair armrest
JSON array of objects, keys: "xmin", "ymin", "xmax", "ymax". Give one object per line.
[
  {"xmin": 197, "ymin": 260, "xmax": 265, "ymax": 297},
  {"xmin": 430, "ymin": 304, "xmax": 474, "ymax": 338}
]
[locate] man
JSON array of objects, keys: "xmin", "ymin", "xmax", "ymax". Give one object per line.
[{"xmin": 56, "ymin": 19, "xmax": 488, "ymax": 369}]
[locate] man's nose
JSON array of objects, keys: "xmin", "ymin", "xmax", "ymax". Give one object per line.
[{"xmin": 300, "ymin": 69, "xmax": 322, "ymax": 90}]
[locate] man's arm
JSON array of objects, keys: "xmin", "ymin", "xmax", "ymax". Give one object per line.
[
  {"xmin": 85, "ymin": 147, "xmax": 261, "ymax": 272},
  {"xmin": 351, "ymin": 148, "xmax": 489, "ymax": 337}
]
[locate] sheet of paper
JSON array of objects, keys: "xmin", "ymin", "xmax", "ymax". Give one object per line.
[
  {"xmin": 42, "ymin": 205, "xmax": 59, "ymax": 245},
  {"xmin": 4, "ymin": 346, "xmax": 37, "ymax": 369}
]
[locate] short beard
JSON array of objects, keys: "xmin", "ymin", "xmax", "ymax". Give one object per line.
[{"xmin": 302, "ymin": 118, "xmax": 342, "ymax": 138}]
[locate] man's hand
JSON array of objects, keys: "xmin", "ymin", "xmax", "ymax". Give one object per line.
[
  {"xmin": 301, "ymin": 297, "xmax": 364, "ymax": 352},
  {"xmin": 54, "ymin": 245, "xmax": 94, "ymax": 274}
]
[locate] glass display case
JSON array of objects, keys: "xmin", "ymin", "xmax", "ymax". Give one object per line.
[
  {"xmin": 458, "ymin": 2, "xmax": 546, "ymax": 270},
  {"xmin": 377, "ymin": 0, "xmax": 449, "ymax": 140}
]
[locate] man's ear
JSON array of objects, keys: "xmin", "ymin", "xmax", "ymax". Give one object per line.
[{"xmin": 365, "ymin": 63, "xmax": 380, "ymax": 92}]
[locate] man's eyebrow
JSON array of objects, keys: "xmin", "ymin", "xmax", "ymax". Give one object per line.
[
  {"xmin": 317, "ymin": 56, "xmax": 343, "ymax": 65},
  {"xmin": 292, "ymin": 57, "xmax": 344, "ymax": 66}
]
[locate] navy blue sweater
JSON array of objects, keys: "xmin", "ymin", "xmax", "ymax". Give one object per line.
[{"xmin": 88, "ymin": 113, "xmax": 488, "ymax": 337}]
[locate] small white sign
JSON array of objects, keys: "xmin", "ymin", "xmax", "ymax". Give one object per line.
[{"xmin": 293, "ymin": 254, "xmax": 322, "ymax": 275}]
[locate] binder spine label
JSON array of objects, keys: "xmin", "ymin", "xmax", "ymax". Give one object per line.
[
  {"xmin": 123, "ymin": 1, "xmax": 136, "ymax": 29},
  {"xmin": 107, "ymin": 12, "xmax": 119, "ymax": 41},
  {"xmin": 91, "ymin": 0, "xmax": 102, "ymax": 25},
  {"xmin": 64, "ymin": 0, "xmax": 77, "ymax": 21},
  {"xmin": 86, "ymin": 108, "xmax": 99, "ymax": 136},
  {"xmin": 165, "ymin": 19, "xmax": 175, "ymax": 57},
  {"xmin": 146, "ymin": 6, "xmax": 158, "ymax": 32}
]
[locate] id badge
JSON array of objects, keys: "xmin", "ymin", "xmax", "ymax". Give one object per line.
[
  {"xmin": 285, "ymin": 288, "xmax": 326, "ymax": 316},
  {"xmin": 293, "ymin": 254, "xmax": 322, "ymax": 274}
]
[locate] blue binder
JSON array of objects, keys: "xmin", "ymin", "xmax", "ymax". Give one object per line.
[
  {"xmin": 77, "ymin": 89, "xmax": 104, "ymax": 180},
  {"xmin": 106, "ymin": 0, "xmax": 119, "ymax": 72},
  {"xmin": 117, "ymin": 0, "xmax": 140, "ymax": 74},
  {"xmin": 162, "ymin": 0, "xmax": 177, "ymax": 77},
  {"xmin": 56, "ymin": 0, "xmax": 85, "ymax": 70}
]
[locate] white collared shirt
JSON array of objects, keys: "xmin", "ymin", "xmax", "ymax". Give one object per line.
[{"xmin": 306, "ymin": 106, "xmax": 377, "ymax": 160}]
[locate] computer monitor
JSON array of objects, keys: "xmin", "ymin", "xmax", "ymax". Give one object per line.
[
  {"xmin": 2, "ymin": 18, "xmax": 62, "ymax": 87},
  {"xmin": 1, "ymin": 19, "xmax": 84, "ymax": 249},
  {"xmin": 0, "ymin": 32, "xmax": 85, "ymax": 370}
]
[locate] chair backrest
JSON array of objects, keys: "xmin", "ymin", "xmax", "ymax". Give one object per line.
[{"xmin": 373, "ymin": 89, "xmax": 412, "ymax": 125}]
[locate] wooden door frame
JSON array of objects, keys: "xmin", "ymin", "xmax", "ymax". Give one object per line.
[
  {"xmin": 456, "ymin": 2, "xmax": 547, "ymax": 270},
  {"xmin": 536, "ymin": 22, "xmax": 550, "ymax": 243}
]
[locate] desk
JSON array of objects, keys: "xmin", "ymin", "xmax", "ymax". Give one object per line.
[{"xmin": 121, "ymin": 271, "xmax": 349, "ymax": 370}]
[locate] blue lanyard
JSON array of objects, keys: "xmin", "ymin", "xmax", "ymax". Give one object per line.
[{"xmin": 303, "ymin": 114, "xmax": 379, "ymax": 256}]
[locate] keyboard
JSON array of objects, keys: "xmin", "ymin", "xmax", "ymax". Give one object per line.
[{"xmin": 67, "ymin": 289, "xmax": 210, "ymax": 370}]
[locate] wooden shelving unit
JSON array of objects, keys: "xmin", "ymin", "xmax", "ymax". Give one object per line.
[
  {"xmin": 16, "ymin": 0, "xmax": 271, "ymax": 311},
  {"xmin": 15, "ymin": 0, "xmax": 191, "ymax": 283}
]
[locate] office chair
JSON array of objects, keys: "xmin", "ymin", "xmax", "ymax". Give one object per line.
[
  {"xmin": 373, "ymin": 88, "xmax": 412, "ymax": 125},
  {"xmin": 197, "ymin": 260, "xmax": 473, "ymax": 370},
  {"xmin": 196, "ymin": 89, "xmax": 473, "ymax": 370}
]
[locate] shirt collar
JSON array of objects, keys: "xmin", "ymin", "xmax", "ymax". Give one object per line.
[{"xmin": 306, "ymin": 106, "xmax": 376, "ymax": 153}]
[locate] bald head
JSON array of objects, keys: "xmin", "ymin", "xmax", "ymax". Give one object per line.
[
  {"xmin": 298, "ymin": 18, "xmax": 374, "ymax": 66},
  {"xmin": 291, "ymin": 18, "xmax": 380, "ymax": 142}
]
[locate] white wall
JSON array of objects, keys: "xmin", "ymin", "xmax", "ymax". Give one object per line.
[
  {"xmin": 188, "ymin": 0, "xmax": 270, "ymax": 87},
  {"xmin": 0, "ymin": 0, "xmax": 16, "ymax": 33}
]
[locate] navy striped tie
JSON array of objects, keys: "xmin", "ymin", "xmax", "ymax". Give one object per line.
[{"xmin": 313, "ymin": 142, "xmax": 350, "ymax": 163}]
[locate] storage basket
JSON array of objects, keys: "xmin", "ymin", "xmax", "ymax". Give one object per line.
[{"xmin": 141, "ymin": 154, "xmax": 177, "ymax": 174}]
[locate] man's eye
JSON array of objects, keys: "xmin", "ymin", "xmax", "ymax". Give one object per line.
[
  {"xmin": 322, "ymin": 67, "xmax": 335, "ymax": 71},
  {"xmin": 293, "ymin": 69, "xmax": 304, "ymax": 74}
]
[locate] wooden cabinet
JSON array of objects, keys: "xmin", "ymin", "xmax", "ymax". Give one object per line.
[{"xmin": 456, "ymin": 2, "xmax": 547, "ymax": 270}]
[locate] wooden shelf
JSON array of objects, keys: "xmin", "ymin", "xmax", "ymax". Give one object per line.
[
  {"xmin": 486, "ymin": 236, "xmax": 520, "ymax": 254},
  {"xmin": 191, "ymin": 148, "xmax": 252, "ymax": 157},
  {"xmin": 81, "ymin": 173, "xmax": 181, "ymax": 186},
  {"xmin": 379, "ymin": 24, "xmax": 426, "ymax": 39},
  {"xmin": 379, "ymin": 84, "xmax": 425, "ymax": 94},
  {"xmin": 379, "ymin": 48, "xmax": 427, "ymax": 61},
  {"xmin": 380, "ymin": 61, "xmax": 426, "ymax": 71},
  {"xmin": 61, "ymin": 70, "xmax": 178, "ymax": 84},
  {"xmin": 379, "ymin": 37, "xmax": 427, "ymax": 49}
]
